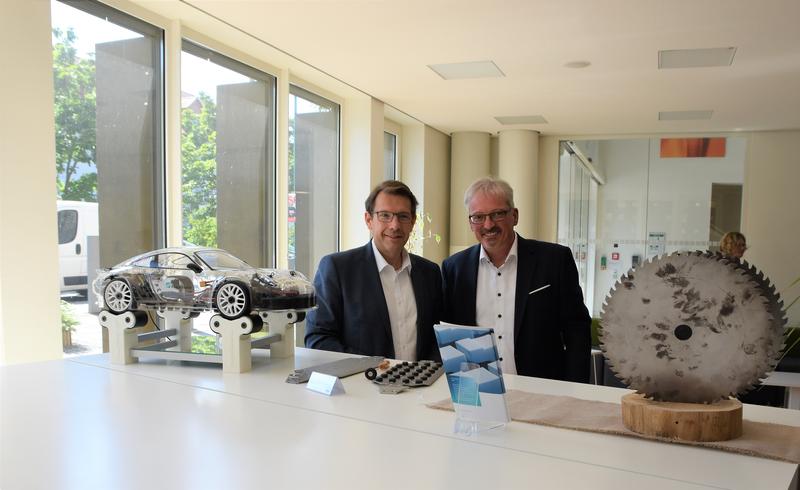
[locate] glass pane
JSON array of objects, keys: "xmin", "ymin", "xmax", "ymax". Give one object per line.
[
  {"xmin": 181, "ymin": 41, "xmax": 276, "ymax": 267},
  {"xmin": 384, "ymin": 131, "xmax": 397, "ymax": 180},
  {"xmin": 52, "ymin": 0, "xmax": 163, "ymax": 358},
  {"xmin": 288, "ymin": 86, "xmax": 340, "ymax": 278},
  {"xmin": 645, "ymin": 137, "xmax": 745, "ymax": 256},
  {"xmin": 58, "ymin": 210, "xmax": 78, "ymax": 244}
]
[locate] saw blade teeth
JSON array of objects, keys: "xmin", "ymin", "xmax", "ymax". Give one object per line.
[{"xmin": 600, "ymin": 251, "xmax": 785, "ymax": 403}]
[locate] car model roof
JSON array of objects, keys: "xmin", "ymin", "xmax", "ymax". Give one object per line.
[{"xmin": 117, "ymin": 247, "xmax": 226, "ymax": 267}]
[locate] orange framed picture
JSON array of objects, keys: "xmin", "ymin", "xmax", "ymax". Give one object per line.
[{"xmin": 660, "ymin": 137, "xmax": 726, "ymax": 158}]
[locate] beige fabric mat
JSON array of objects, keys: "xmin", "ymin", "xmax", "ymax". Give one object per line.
[{"xmin": 427, "ymin": 389, "xmax": 800, "ymax": 464}]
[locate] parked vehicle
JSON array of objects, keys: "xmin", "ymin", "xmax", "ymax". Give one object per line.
[
  {"xmin": 58, "ymin": 200, "xmax": 99, "ymax": 295},
  {"xmin": 92, "ymin": 247, "xmax": 316, "ymax": 319}
]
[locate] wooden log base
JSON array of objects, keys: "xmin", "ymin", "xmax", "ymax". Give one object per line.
[{"xmin": 621, "ymin": 393, "xmax": 743, "ymax": 442}]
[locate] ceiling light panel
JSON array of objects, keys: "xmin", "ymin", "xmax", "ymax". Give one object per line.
[
  {"xmin": 428, "ymin": 61, "xmax": 505, "ymax": 80},
  {"xmin": 495, "ymin": 115, "xmax": 548, "ymax": 125},
  {"xmin": 658, "ymin": 110, "xmax": 714, "ymax": 121},
  {"xmin": 658, "ymin": 47, "xmax": 736, "ymax": 69}
]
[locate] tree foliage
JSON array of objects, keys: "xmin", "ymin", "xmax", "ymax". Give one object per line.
[
  {"xmin": 53, "ymin": 28, "xmax": 97, "ymax": 202},
  {"xmin": 181, "ymin": 93, "xmax": 218, "ymax": 247}
]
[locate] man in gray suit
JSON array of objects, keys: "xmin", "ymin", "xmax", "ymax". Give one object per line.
[{"xmin": 305, "ymin": 180, "xmax": 442, "ymax": 361}]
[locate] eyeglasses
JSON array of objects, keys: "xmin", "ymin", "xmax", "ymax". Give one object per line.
[
  {"xmin": 468, "ymin": 209, "xmax": 511, "ymax": 225},
  {"xmin": 374, "ymin": 210, "xmax": 414, "ymax": 224}
]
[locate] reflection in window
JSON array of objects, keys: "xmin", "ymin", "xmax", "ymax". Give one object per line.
[
  {"xmin": 181, "ymin": 41, "xmax": 276, "ymax": 267},
  {"xmin": 288, "ymin": 86, "xmax": 340, "ymax": 278}
]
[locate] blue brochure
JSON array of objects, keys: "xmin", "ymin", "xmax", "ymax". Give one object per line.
[{"xmin": 434, "ymin": 322, "xmax": 510, "ymax": 425}]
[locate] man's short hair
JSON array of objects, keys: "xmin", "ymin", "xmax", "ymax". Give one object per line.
[
  {"xmin": 364, "ymin": 180, "xmax": 419, "ymax": 215},
  {"xmin": 463, "ymin": 177, "xmax": 515, "ymax": 209}
]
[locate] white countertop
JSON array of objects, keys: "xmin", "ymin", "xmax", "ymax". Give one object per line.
[{"xmin": 2, "ymin": 348, "xmax": 798, "ymax": 489}]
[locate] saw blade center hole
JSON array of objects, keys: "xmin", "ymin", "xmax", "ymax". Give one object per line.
[{"xmin": 674, "ymin": 324, "xmax": 693, "ymax": 341}]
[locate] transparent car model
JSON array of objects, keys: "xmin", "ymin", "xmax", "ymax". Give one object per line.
[{"xmin": 93, "ymin": 247, "xmax": 315, "ymax": 320}]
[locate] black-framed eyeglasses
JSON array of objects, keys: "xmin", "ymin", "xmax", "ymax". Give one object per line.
[
  {"xmin": 374, "ymin": 210, "xmax": 414, "ymax": 224},
  {"xmin": 468, "ymin": 209, "xmax": 511, "ymax": 225}
]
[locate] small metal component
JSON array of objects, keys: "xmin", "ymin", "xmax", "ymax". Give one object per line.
[
  {"xmin": 378, "ymin": 385, "xmax": 408, "ymax": 395},
  {"xmin": 601, "ymin": 251, "xmax": 786, "ymax": 403},
  {"xmin": 286, "ymin": 356, "xmax": 384, "ymax": 384}
]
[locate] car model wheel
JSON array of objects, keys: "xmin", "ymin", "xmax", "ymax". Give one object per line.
[
  {"xmin": 214, "ymin": 282, "xmax": 251, "ymax": 320},
  {"xmin": 104, "ymin": 279, "xmax": 135, "ymax": 314}
]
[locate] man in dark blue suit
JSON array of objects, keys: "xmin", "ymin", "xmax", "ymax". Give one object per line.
[
  {"xmin": 442, "ymin": 177, "xmax": 591, "ymax": 382},
  {"xmin": 305, "ymin": 181, "xmax": 442, "ymax": 361}
]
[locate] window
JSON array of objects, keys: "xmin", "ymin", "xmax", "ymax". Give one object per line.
[
  {"xmin": 288, "ymin": 85, "xmax": 340, "ymax": 278},
  {"xmin": 181, "ymin": 41, "xmax": 276, "ymax": 268},
  {"xmin": 383, "ymin": 131, "xmax": 397, "ymax": 180},
  {"xmin": 158, "ymin": 253, "xmax": 194, "ymax": 269},
  {"xmin": 58, "ymin": 209, "xmax": 78, "ymax": 244},
  {"xmin": 52, "ymin": 0, "xmax": 164, "ymax": 357}
]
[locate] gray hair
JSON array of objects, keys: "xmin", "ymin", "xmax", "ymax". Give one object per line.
[{"xmin": 463, "ymin": 177, "xmax": 515, "ymax": 209}]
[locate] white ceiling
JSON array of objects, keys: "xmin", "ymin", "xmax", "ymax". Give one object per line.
[{"xmin": 174, "ymin": 0, "xmax": 800, "ymax": 136}]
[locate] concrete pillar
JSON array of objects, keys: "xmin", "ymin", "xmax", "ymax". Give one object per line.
[
  {"xmin": 449, "ymin": 132, "xmax": 491, "ymax": 254},
  {"xmin": 498, "ymin": 130, "xmax": 539, "ymax": 239}
]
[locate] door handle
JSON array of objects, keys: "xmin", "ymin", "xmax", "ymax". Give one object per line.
[{"xmin": 75, "ymin": 243, "xmax": 81, "ymax": 255}]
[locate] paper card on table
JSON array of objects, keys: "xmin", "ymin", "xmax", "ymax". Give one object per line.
[{"xmin": 306, "ymin": 371, "xmax": 346, "ymax": 396}]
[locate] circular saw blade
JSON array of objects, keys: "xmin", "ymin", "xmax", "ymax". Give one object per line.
[{"xmin": 600, "ymin": 251, "xmax": 785, "ymax": 403}]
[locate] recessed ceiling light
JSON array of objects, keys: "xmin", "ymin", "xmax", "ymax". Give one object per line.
[
  {"xmin": 494, "ymin": 115, "xmax": 548, "ymax": 125},
  {"xmin": 658, "ymin": 110, "xmax": 714, "ymax": 121},
  {"xmin": 564, "ymin": 61, "xmax": 591, "ymax": 69},
  {"xmin": 428, "ymin": 61, "xmax": 505, "ymax": 80},
  {"xmin": 658, "ymin": 47, "xmax": 736, "ymax": 69}
]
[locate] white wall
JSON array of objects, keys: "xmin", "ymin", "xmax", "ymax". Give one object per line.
[
  {"xmin": 421, "ymin": 126, "xmax": 451, "ymax": 264},
  {"xmin": 744, "ymin": 131, "xmax": 800, "ymax": 329},
  {"xmin": 0, "ymin": 0, "xmax": 63, "ymax": 363}
]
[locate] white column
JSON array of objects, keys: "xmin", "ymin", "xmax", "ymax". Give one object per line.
[
  {"xmin": 0, "ymin": 0, "xmax": 62, "ymax": 364},
  {"xmin": 498, "ymin": 130, "xmax": 539, "ymax": 239},
  {"xmin": 340, "ymin": 96, "xmax": 384, "ymax": 250},
  {"xmin": 449, "ymin": 132, "xmax": 491, "ymax": 254}
]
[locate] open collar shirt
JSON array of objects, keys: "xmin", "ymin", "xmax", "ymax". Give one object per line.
[
  {"xmin": 372, "ymin": 240, "xmax": 418, "ymax": 361},
  {"xmin": 475, "ymin": 234, "xmax": 518, "ymax": 374}
]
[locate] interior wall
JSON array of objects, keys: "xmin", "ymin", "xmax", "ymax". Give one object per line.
[
  {"xmin": 422, "ymin": 126, "xmax": 451, "ymax": 265},
  {"xmin": 744, "ymin": 131, "xmax": 800, "ymax": 329},
  {"xmin": 0, "ymin": 0, "xmax": 63, "ymax": 364}
]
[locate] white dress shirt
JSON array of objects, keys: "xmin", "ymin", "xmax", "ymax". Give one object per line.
[
  {"xmin": 372, "ymin": 241, "xmax": 418, "ymax": 361},
  {"xmin": 475, "ymin": 235, "xmax": 518, "ymax": 374}
]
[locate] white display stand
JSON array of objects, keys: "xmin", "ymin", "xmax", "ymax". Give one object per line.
[
  {"xmin": 101, "ymin": 308, "xmax": 308, "ymax": 373},
  {"xmin": 98, "ymin": 310, "xmax": 149, "ymax": 364}
]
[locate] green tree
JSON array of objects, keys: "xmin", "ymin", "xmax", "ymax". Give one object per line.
[
  {"xmin": 181, "ymin": 92, "xmax": 218, "ymax": 247},
  {"xmin": 52, "ymin": 28, "xmax": 97, "ymax": 202}
]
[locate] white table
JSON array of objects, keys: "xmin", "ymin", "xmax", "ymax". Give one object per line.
[{"xmin": 2, "ymin": 348, "xmax": 799, "ymax": 490}]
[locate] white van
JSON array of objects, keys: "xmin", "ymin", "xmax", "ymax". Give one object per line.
[{"xmin": 58, "ymin": 200, "xmax": 99, "ymax": 294}]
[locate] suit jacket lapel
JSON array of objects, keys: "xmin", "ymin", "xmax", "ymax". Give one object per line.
[
  {"xmin": 409, "ymin": 255, "xmax": 426, "ymax": 359},
  {"xmin": 514, "ymin": 236, "xmax": 536, "ymax": 340},
  {"xmin": 465, "ymin": 245, "xmax": 480, "ymax": 324},
  {"xmin": 364, "ymin": 242, "xmax": 394, "ymax": 349}
]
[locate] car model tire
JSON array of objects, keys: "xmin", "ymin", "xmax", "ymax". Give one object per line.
[
  {"xmin": 103, "ymin": 278, "xmax": 136, "ymax": 314},
  {"xmin": 213, "ymin": 281, "xmax": 251, "ymax": 320}
]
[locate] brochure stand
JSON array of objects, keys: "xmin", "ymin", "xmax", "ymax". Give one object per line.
[{"xmin": 434, "ymin": 323, "xmax": 511, "ymax": 435}]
